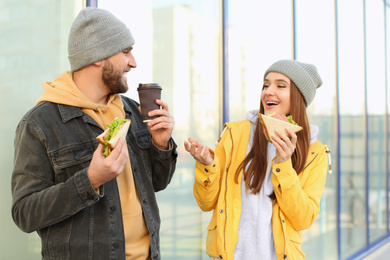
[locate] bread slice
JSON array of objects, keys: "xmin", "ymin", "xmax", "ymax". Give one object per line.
[
  {"xmin": 107, "ymin": 120, "xmax": 131, "ymax": 149},
  {"xmin": 96, "ymin": 128, "xmax": 110, "ymax": 144},
  {"xmin": 259, "ymin": 113, "xmax": 303, "ymax": 141},
  {"xmin": 96, "ymin": 119, "xmax": 131, "ymax": 156}
]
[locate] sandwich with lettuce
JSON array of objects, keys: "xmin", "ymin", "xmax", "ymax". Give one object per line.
[
  {"xmin": 259, "ymin": 113, "xmax": 303, "ymax": 142},
  {"xmin": 96, "ymin": 117, "xmax": 131, "ymax": 156}
]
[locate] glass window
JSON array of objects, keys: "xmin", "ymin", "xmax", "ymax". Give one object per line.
[
  {"xmin": 0, "ymin": 0, "xmax": 84, "ymax": 258},
  {"xmin": 227, "ymin": 0, "xmax": 293, "ymax": 122},
  {"xmin": 295, "ymin": 1, "xmax": 338, "ymax": 259},
  {"xmin": 387, "ymin": 2, "xmax": 390, "ymax": 236},
  {"xmin": 337, "ymin": 0, "xmax": 366, "ymax": 258},
  {"xmin": 366, "ymin": 0, "xmax": 387, "ymax": 243},
  {"xmin": 98, "ymin": 0, "xmax": 221, "ymax": 258}
]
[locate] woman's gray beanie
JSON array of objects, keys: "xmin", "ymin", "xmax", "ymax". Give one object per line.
[
  {"xmin": 264, "ymin": 59, "xmax": 323, "ymax": 106},
  {"xmin": 68, "ymin": 7, "xmax": 135, "ymax": 72}
]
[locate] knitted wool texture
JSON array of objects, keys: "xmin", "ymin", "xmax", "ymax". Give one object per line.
[
  {"xmin": 68, "ymin": 7, "xmax": 135, "ymax": 72},
  {"xmin": 264, "ymin": 59, "xmax": 323, "ymax": 106}
]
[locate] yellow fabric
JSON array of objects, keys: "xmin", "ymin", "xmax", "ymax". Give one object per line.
[
  {"xmin": 193, "ymin": 120, "xmax": 328, "ymax": 260},
  {"xmin": 117, "ymin": 160, "xmax": 150, "ymax": 260},
  {"xmin": 36, "ymin": 71, "xmax": 125, "ymax": 126},
  {"xmin": 36, "ymin": 71, "xmax": 150, "ymax": 259}
]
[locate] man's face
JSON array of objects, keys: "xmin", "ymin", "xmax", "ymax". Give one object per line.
[
  {"xmin": 101, "ymin": 48, "xmax": 136, "ymax": 94},
  {"xmin": 101, "ymin": 59, "xmax": 128, "ymax": 94}
]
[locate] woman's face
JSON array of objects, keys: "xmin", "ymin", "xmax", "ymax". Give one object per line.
[{"xmin": 261, "ymin": 72, "xmax": 291, "ymax": 115}]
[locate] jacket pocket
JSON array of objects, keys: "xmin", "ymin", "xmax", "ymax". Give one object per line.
[
  {"xmin": 39, "ymin": 217, "xmax": 73, "ymax": 259},
  {"xmin": 49, "ymin": 140, "xmax": 95, "ymax": 183},
  {"xmin": 286, "ymin": 224, "xmax": 305, "ymax": 259},
  {"xmin": 134, "ymin": 130, "xmax": 152, "ymax": 149},
  {"xmin": 206, "ymin": 212, "xmax": 219, "ymax": 256}
]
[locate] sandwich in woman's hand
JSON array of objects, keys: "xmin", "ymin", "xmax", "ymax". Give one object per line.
[
  {"xmin": 96, "ymin": 117, "xmax": 131, "ymax": 156},
  {"xmin": 259, "ymin": 113, "xmax": 303, "ymax": 142}
]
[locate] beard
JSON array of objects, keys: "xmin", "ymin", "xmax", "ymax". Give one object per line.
[{"xmin": 101, "ymin": 60, "xmax": 128, "ymax": 94}]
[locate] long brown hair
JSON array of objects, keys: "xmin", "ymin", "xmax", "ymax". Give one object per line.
[{"xmin": 234, "ymin": 81, "xmax": 310, "ymax": 199}]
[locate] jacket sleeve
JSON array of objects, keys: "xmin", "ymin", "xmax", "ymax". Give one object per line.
[
  {"xmin": 193, "ymin": 127, "xmax": 229, "ymax": 212},
  {"xmin": 11, "ymin": 119, "xmax": 101, "ymax": 233},
  {"xmin": 271, "ymin": 146, "xmax": 328, "ymax": 231},
  {"xmin": 149, "ymin": 138, "xmax": 178, "ymax": 192}
]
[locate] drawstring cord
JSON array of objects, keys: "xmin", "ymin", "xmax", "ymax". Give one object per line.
[
  {"xmin": 96, "ymin": 107, "xmax": 107, "ymax": 129},
  {"xmin": 112, "ymin": 95, "xmax": 126, "ymax": 119},
  {"xmin": 326, "ymin": 146, "xmax": 332, "ymax": 174}
]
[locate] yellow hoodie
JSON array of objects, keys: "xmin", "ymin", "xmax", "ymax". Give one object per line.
[{"xmin": 36, "ymin": 71, "xmax": 150, "ymax": 260}]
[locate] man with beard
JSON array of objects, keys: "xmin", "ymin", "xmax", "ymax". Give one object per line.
[{"xmin": 11, "ymin": 7, "xmax": 177, "ymax": 260}]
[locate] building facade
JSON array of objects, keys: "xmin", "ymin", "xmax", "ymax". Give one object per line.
[{"xmin": 1, "ymin": 0, "xmax": 389, "ymax": 259}]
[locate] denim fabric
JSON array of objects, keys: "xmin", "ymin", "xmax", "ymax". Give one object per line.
[{"xmin": 11, "ymin": 96, "xmax": 177, "ymax": 260}]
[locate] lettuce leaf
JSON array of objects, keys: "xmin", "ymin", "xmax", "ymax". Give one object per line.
[
  {"xmin": 103, "ymin": 118, "xmax": 127, "ymax": 156},
  {"xmin": 285, "ymin": 115, "xmax": 298, "ymax": 125},
  {"xmin": 264, "ymin": 113, "xmax": 298, "ymax": 125}
]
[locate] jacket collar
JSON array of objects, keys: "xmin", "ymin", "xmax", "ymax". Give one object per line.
[
  {"xmin": 56, "ymin": 103, "xmax": 102, "ymax": 129},
  {"xmin": 57, "ymin": 103, "xmax": 83, "ymax": 123}
]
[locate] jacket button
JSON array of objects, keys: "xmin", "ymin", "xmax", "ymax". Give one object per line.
[
  {"xmin": 110, "ymin": 206, "xmax": 116, "ymax": 212},
  {"xmin": 74, "ymin": 154, "xmax": 80, "ymax": 161},
  {"xmin": 219, "ymin": 256, "xmax": 223, "ymax": 259},
  {"xmin": 276, "ymin": 168, "xmax": 280, "ymax": 172},
  {"xmin": 219, "ymin": 209, "xmax": 223, "ymax": 213},
  {"xmin": 113, "ymin": 242, "xmax": 119, "ymax": 249},
  {"xmin": 205, "ymin": 168, "xmax": 209, "ymax": 172}
]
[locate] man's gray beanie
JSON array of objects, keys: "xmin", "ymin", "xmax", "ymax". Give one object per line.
[
  {"xmin": 264, "ymin": 59, "xmax": 323, "ymax": 106},
  {"xmin": 68, "ymin": 7, "xmax": 135, "ymax": 72}
]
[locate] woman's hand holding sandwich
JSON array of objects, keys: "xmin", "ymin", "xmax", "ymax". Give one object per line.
[{"xmin": 272, "ymin": 127, "xmax": 297, "ymax": 164}]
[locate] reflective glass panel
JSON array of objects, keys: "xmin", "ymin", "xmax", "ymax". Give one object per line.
[
  {"xmin": 337, "ymin": 0, "xmax": 367, "ymax": 258},
  {"xmin": 366, "ymin": 0, "xmax": 387, "ymax": 243},
  {"xmin": 227, "ymin": 0, "xmax": 293, "ymax": 122},
  {"xmin": 295, "ymin": 1, "xmax": 338, "ymax": 259},
  {"xmin": 387, "ymin": 3, "xmax": 390, "ymax": 236}
]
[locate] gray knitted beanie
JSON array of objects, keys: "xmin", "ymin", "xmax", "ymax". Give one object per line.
[
  {"xmin": 68, "ymin": 7, "xmax": 135, "ymax": 72},
  {"xmin": 264, "ymin": 59, "xmax": 323, "ymax": 106}
]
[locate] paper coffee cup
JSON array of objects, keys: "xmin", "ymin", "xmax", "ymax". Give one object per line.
[{"xmin": 137, "ymin": 83, "xmax": 162, "ymax": 122}]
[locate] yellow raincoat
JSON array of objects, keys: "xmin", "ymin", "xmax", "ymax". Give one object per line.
[{"xmin": 193, "ymin": 120, "xmax": 328, "ymax": 260}]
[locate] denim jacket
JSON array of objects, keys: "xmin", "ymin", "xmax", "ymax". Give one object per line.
[{"xmin": 11, "ymin": 95, "xmax": 177, "ymax": 260}]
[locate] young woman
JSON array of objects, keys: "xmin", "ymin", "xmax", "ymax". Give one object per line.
[{"xmin": 184, "ymin": 59, "xmax": 330, "ymax": 260}]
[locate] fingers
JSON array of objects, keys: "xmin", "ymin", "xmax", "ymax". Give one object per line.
[
  {"xmin": 147, "ymin": 100, "xmax": 174, "ymax": 130},
  {"xmin": 148, "ymin": 99, "xmax": 170, "ymax": 118},
  {"xmin": 271, "ymin": 128, "xmax": 297, "ymax": 164},
  {"xmin": 184, "ymin": 138, "xmax": 198, "ymax": 152},
  {"xmin": 147, "ymin": 115, "xmax": 175, "ymax": 130},
  {"xmin": 156, "ymin": 99, "xmax": 168, "ymax": 109},
  {"xmin": 108, "ymin": 137, "xmax": 129, "ymax": 164},
  {"xmin": 94, "ymin": 143, "xmax": 105, "ymax": 158},
  {"xmin": 184, "ymin": 138, "xmax": 213, "ymax": 165}
]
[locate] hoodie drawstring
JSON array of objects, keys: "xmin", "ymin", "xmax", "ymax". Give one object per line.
[
  {"xmin": 325, "ymin": 146, "xmax": 332, "ymax": 174},
  {"xmin": 96, "ymin": 107, "xmax": 107, "ymax": 129}
]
